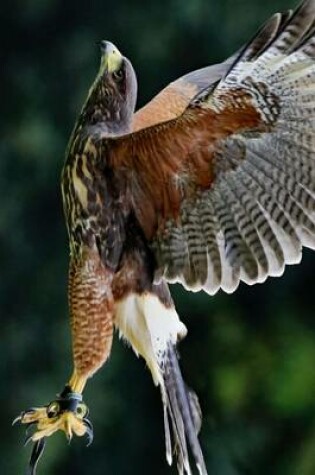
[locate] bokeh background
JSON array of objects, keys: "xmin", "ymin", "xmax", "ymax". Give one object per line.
[{"xmin": 2, "ymin": 0, "xmax": 315, "ymax": 474}]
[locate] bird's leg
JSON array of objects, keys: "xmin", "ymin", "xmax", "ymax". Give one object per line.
[{"xmin": 15, "ymin": 247, "xmax": 114, "ymax": 473}]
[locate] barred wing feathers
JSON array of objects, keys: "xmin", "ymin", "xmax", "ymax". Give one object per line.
[{"xmin": 110, "ymin": 0, "xmax": 315, "ymax": 295}]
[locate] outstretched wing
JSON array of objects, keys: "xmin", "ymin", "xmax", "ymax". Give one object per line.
[{"xmin": 108, "ymin": 0, "xmax": 315, "ymax": 295}]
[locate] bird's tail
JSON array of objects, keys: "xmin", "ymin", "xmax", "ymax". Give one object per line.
[
  {"xmin": 160, "ymin": 343, "xmax": 207, "ymax": 475},
  {"xmin": 115, "ymin": 290, "xmax": 207, "ymax": 473}
]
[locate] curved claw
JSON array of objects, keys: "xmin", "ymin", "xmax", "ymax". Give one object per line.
[
  {"xmin": 13, "ymin": 408, "xmax": 39, "ymax": 426},
  {"xmin": 15, "ymin": 389, "xmax": 93, "ymax": 473},
  {"xmin": 12, "ymin": 415, "xmax": 22, "ymax": 426},
  {"xmin": 24, "ymin": 433, "xmax": 34, "ymax": 447},
  {"xmin": 27, "ymin": 438, "xmax": 46, "ymax": 475},
  {"xmin": 83, "ymin": 418, "xmax": 94, "ymax": 446}
]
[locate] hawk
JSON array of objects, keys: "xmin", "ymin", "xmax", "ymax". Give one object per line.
[{"xmin": 15, "ymin": 1, "xmax": 315, "ymax": 474}]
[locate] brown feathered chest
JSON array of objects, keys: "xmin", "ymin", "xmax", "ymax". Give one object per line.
[{"xmin": 61, "ymin": 126, "xmax": 131, "ymax": 272}]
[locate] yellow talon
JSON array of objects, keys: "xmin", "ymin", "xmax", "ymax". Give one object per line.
[
  {"xmin": 15, "ymin": 385, "xmax": 93, "ymax": 474},
  {"xmin": 20, "ymin": 410, "xmax": 88, "ymax": 442}
]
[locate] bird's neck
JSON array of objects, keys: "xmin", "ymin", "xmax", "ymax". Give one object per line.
[
  {"xmin": 75, "ymin": 105, "xmax": 133, "ymax": 139},
  {"xmin": 77, "ymin": 83, "xmax": 134, "ymax": 137}
]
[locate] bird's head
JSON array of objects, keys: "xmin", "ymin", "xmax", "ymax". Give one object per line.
[{"xmin": 81, "ymin": 41, "xmax": 138, "ymax": 134}]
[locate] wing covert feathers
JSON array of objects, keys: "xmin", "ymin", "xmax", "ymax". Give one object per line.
[
  {"xmin": 132, "ymin": 59, "xmax": 234, "ymax": 132},
  {"xmin": 112, "ymin": 0, "xmax": 315, "ymax": 295}
]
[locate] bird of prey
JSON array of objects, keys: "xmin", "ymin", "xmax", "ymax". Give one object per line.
[{"xmin": 15, "ymin": 0, "xmax": 315, "ymax": 473}]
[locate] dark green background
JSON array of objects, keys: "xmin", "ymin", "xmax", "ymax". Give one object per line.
[{"xmin": 2, "ymin": 0, "xmax": 315, "ymax": 474}]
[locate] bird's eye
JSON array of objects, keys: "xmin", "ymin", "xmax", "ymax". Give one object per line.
[
  {"xmin": 112, "ymin": 69, "xmax": 124, "ymax": 82},
  {"xmin": 47, "ymin": 401, "xmax": 60, "ymax": 418},
  {"xmin": 76, "ymin": 402, "xmax": 88, "ymax": 419}
]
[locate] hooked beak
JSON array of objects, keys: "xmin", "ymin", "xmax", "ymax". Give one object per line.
[{"xmin": 99, "ymin": 40, "xmax": 123, "ymax": 73}]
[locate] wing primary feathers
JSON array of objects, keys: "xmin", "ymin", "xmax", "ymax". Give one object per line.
[
  {"xmin": 220, "ymin": 176, "xmax": 269, "ymax": 279},
  {"xmin": 224, "ymin": 172, "xmax": 284, "ymax": 277},
  {"xmin": 222, "ymin": 9, "xmax": 293, "ymax": 79},
  {"xmin": 239, "ymin": 160, "xmax": 302, "ymax": 262},
  {"xmin": 271, "ymin": 0, "xmax": 315, "ymax": 54}
]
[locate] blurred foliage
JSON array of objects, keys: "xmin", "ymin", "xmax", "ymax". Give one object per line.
[{"xmin": 2, "ymin": 0, "xmax": 315, "ymax": 474}]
